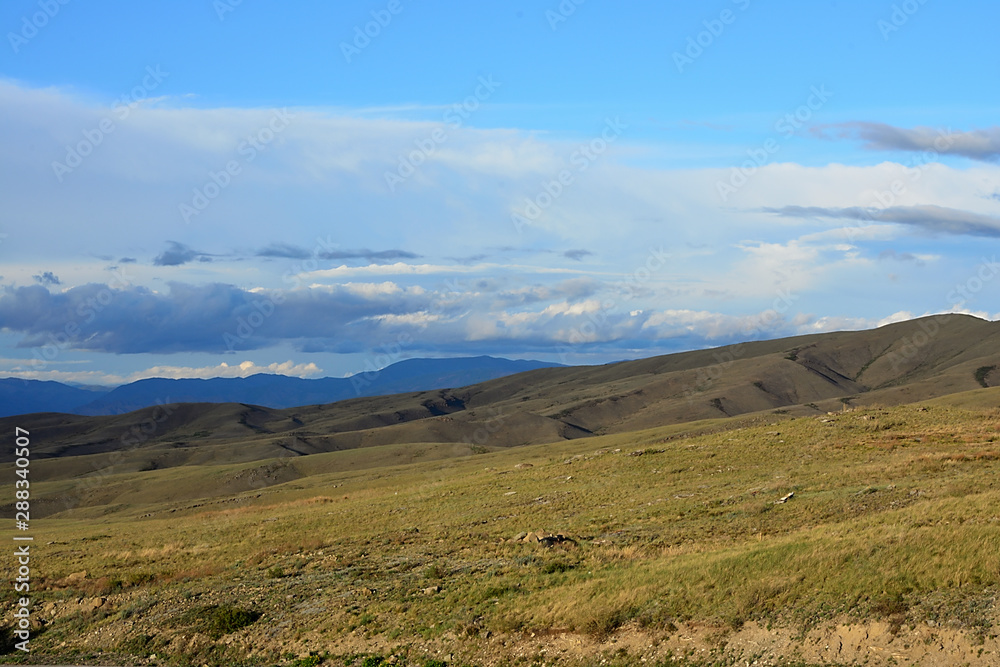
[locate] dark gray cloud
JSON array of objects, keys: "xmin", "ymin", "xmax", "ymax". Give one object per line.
[
  {"xmin": 878, "ymin": 249, "xmax": 922, "ymax": 264},
  {"xmin": 318, "ymin": 248, "xmax": 420, "ymax": 262},
  {"xmin": 0, "ymin": 281, "xmax": 437, "ymax": 354},
  {"xmin": 763, "ymin": 205, "xmax": 1000, "ymax": 238},
  {"xmin": 0, "ymin": 277, "xmax": 609, "ymax": 357},
  {"xmin": 564, "ymin": 249, "xmax": 593, "ymax": 261},
  {"xmin": 256, "ymin": 244, "xmax": 421, "ymax": 263},
  {"xmin": 154, "ymin": 241, "xmax": 210, "ymax": 266},
  {"xmin": 490, "ymin": 278, "xmax": 601, "ymax": 309},
  {"xmin": 813, "ymin": 122, "xmax": 1000, "ymax": 162},
  {"xmin": 119, "ymin": 257, "xmax": 137, "ymax": 264},
  {"xmin": 32, "ymin": 271, "xmax": 61, "ymax": 286},
  {"xmin": 255, "ymin": 243, "xmax": 312, "ymax": 259},
  {"xmin": 0, "ymin": 278, "xmax": 821, "ymax": 362}
]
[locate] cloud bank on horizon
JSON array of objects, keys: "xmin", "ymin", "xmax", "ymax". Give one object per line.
[{"xmin": 0, "ymin": 1, "xmax": 998, "ymax": 385}]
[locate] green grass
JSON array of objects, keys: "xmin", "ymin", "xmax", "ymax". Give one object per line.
[
  {"xmin": 3, "ymin": 402, "xmax": 1000, "ymax": 665},
  {"xmin": 179, "ymin": 604, "xmax": 262, "ymax": 640}
]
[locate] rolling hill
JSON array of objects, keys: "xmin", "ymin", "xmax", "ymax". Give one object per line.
[
  {"xmin": 4, "ymin": 314, "xmax": 1000, "ymax": 666},
  {"xmin": 4, "ymin": 314, "xmax": 998, "ymax": 493},
  {"xmin": 5, "ymin": 390, "xmax": 1000, "ymax": 666}
]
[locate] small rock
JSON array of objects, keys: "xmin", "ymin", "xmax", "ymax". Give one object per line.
[
  {"xmin": 515, "ymin": 463, "xmax": 533, "ymax": 469},
  {"xmin": 512, "ymin": 532, "xmax": 528, "ymax": 542},
  {"xmin": 423, "ymin": 585, "xmax": 441, "ymax": 595},
  {"xmin": 80, "ymin": 597, "xmax": 105, "ymax": 612}
]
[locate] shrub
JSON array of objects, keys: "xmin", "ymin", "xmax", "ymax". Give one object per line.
[
  {"xmin": 873, "ymin": 593, "xmax": 909, "ymax": 617},
  {"xmin": 118, "ymin": 633, "xmax": 154, "ymax": 654},
  {"xmin": 126, "ymin": 571, "xmax": 156, "ymax": 587},
  {"xmin": 975, "ymin": 365, "xmax": 996, "ymax": 388},
  {"xmin": 541, "ymin": 560, "xmax": 574, "ymax": 574},
  {"xmin": 0, "ymin": 626, "xmax": 18, "ymax": 655},
  {"xmin": 118, "ymin": 595, "xmax": 155, "ymax": 620},
  {"xmin": 581, "ymin": 605, "xmax": 634, "ymax": 639},
  {"xmin": 199, "ymin": 604, "xmax": 261, "ymax": 639}
]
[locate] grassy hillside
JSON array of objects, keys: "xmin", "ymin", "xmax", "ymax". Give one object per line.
[
  {"xmin": 3, "ymin": 315, "xmax": 999, "ymax": 500},
  {"xmin": 3, "ymin": 397, "xmax": 1000, "ymax": 666}
]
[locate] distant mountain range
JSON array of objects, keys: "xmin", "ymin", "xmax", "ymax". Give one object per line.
[{"xmin": 0, "ymin": 356, "xmax": 563, "ymax": 417}]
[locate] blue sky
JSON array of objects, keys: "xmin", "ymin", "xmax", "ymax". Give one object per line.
[{"xmin": 1, "ymin": 0, "xmax": 999, "ymax": 385}]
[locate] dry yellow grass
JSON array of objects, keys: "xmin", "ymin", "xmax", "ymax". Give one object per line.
[{"xmin": 2, "ymin": 400, "xmax": 1000, "ymax": 665}]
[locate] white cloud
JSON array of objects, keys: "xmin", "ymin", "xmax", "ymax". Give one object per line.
[
  {"xmin": 3, "ymin": 80, "xmax": 1000, "ymax": 375},
  {"xmin": 301, "ymin": 262, "xmax": 599, "ymax": 280},
  {"xmin": 876, "ymin": 311, "xmax": 915, "ymax": 327},
  {"xmin": 364, "ymin": 311, "xmax": 442, "ymax": 327},
  {"xmin": 132, "ymin": 360, "xmax": 322, "ymax": 380},
  {"xmin": 0, "ymin": 360, "xmax": 322, "ymax": 385},
  {"xmin": 642, "ymin": 308, "xmax": 790, "ymax": 341},
  {"xmin": 341, "ymin": 281, "xmax": 404, "ymax": 297}
]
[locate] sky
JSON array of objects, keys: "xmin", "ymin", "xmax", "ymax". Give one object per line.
[{"xmin": 0, "ymin": 0, "xmax": 999, "ymax": 386}]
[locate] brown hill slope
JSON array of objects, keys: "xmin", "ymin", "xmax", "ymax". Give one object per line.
[{"xmin": 4, "ymin": 314, "xmax": 998, "ymax": 482}]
